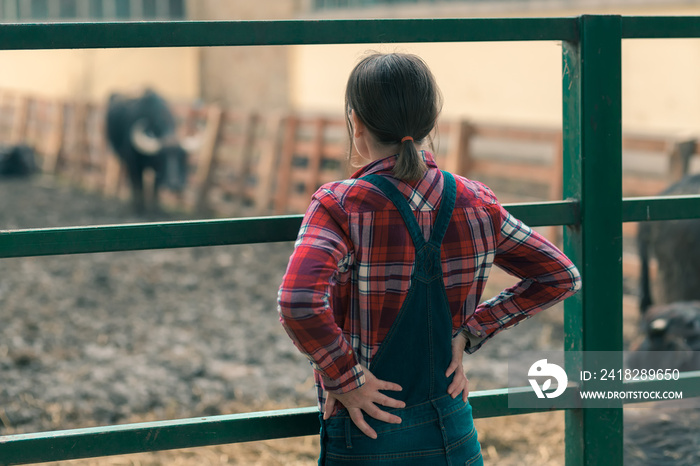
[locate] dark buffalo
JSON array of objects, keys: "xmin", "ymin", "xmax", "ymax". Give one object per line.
[
  {"xmin": 637, "ymin": 174, "xmax": 700, "ymax": 314},
  {"xmin": 106, "ymin": 90, "xmax": 189, "ymax": 212},
  {"xmin": 625, "ymin": 301, "xmax": 700, "ymax": 465},
  {"xmin": 629, "ymin": 178, "xmax": 700, "ymax": 465},
  {"xmin": 628, "ymin": 301, "xmax": 700, "ymax": 371},
  {"xmin": 0, "ymin": 144, "xmax": 37, "ymax": 177}
]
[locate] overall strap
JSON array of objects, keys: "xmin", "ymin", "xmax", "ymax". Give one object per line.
[
  {"xmin": 361, "ymin": 171, "xmax": 457, "ymax": 250},
  {"xmin": 429, "ymin": 171, "xmax": 457, "ymax": 248},
  {"xmin": 361, "ymin": 174, "xmax": 426, "ymax": 249}
]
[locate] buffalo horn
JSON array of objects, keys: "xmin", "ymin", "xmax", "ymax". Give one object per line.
[{"xmin": 130, "ymin": 119, "xmax": 162, "ymax": 155}]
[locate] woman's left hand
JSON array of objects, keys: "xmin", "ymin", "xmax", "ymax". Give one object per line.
[
  {"xmin": 445, "ymin": 333, "xmax": 469, "ymax": 402},
  {"xmin": 323, "ymin": 366, "xmax": 404, "ymax": 439}
]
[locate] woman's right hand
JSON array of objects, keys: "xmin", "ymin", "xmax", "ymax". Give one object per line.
[{"xmin": 446, "ymin": 333, "xmax": 470, "ymax": 401}]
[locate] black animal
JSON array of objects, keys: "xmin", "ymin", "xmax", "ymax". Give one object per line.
[
  {"xmin": 106, "ymin": 90, "xmax": 188, "ymax": 212},
  {"xmin": 638, "ymin": 174, "xmax": 700, "ymax": 315},
  {"xmin": 0, "ymin": 144, "xmax": 37, "ymax": 177},
  {"xmin": 628, "ymin": 301, "xmax": 700, "ymax": 371},
  {"xmin": 624, "ymin": 301, "xmax": 700, "ymax": 466}
]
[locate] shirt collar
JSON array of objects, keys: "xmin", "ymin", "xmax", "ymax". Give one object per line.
[{"xmin": 350, "ymin": 150, "xmax": 439, "ymax": 179}]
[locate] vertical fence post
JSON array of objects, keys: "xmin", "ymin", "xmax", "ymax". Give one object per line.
[{"xmin": 562, "ymin": 15, "xmax": 624, "ymax": 466}]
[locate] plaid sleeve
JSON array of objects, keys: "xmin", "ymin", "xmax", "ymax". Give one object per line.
[
  {"xmin": 463, "ymin": 205, "xmax": 581, "ymax": 354},
  {"xmin": 277, "ymin": 191, "xmax": 365, "ymax": 394}
]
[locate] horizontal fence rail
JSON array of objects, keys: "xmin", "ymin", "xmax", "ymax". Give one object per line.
[
  {"xmin": 4, "ymin": 194, "xmax": 700, "ymax": 258},
  {"xmin": 0, "ymin": 201, "xmax": 578, "ymax": 258},
  {"xmin": 0, "ymin": 407, "xmax": 321, "ymax": 466},
  {"xmin": 3, "ymin": 369, "xmax": 700, "ymax": 465},
  {"xmin": 622, "ymin": 15, "xmax": 700, "ymax": 38},
  {"xmin": 0, "ymin": 18, "xmax": 579, "ymax": 49},
  {"xmin": 622, "ymin": 195, "xmax": 700, "ymax": 222},
  {"xmin": 1, "ymin": 16, "xmax": 700, "ymax": 52},
  {"xmin": 0, "ymin": 385, "xmax": 602, "ymax": 465}
]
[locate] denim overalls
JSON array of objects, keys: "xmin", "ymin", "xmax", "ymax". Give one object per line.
[{"xmin": 319, "ymin": 171, "xmax": 484, "ymax": 465}]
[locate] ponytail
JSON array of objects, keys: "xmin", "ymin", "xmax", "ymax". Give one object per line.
[
  {"xmin": 393, "ymin": 138, "xmax": 427, "ymax": 181},
  {"xmin": 345, "ymin": 53, "xmax": 442, "ymax": 182}
]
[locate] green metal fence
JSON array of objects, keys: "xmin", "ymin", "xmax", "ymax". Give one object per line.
[{"xmin": 1, "ymin": 14, "xmax": 700, "ymax": 466}]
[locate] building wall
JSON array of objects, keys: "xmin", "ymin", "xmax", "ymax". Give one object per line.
[
  {"xmin": 291, "ymin": 2, "xmax": 700, "ymax": 135},
  {"xmin": 187, "ymin": 0, "xmax": 304, "ymax": 111},
  {"xmin": 1, "ymin": 1, "xmax": 700, "ymax": 137},
  {"xmin": 0, "ymin": 46, "xmax": 200, "ymax": 103},
  {"xmin": 0, "ymin": 1, "xmax": 301, "ymax": 110}
]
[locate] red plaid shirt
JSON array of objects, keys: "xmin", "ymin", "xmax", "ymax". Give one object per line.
[{"xmin": 278, "ymin": 151, "xmax": 581, "ymax": 410}]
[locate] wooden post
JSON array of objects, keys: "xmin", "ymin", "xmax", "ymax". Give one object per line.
[
  {"xmin": 668, "ymin": 138, "xmax": 696, "ymax": 182},
  {"xmin": 42, "ymin": 100, "xmax": 65, "ymax": 175},
  {"xmin": 443, "ymin": 119, "xmax": 474, "ymax": 176},
  {"xmin": 254, "ymin": 113, "xmax": 285, "ymax": 214},
  {"xmin": 236, "ymin": 112, "xmax": 259, "ymax": 200},
  {"xmin": 192, "ymin": 104, "xmax": 223, "ymax": 213},
  {"xmin": 274, "ymin": 115, "xmax": 298, "ymax": 214},
  {"xmin": 303, "ymin": 118, "xmax": 326, "ymax": 202},
  {"xmin": 103, "ymin": 155, "xmax": 123, "ymax": 198},
  {"xmin": 9, "ymin": 94, "xmax": 29, "ymax": 145}
]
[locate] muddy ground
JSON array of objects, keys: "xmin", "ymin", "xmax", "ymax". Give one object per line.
[{"xmin": 0, "ymin": 175, "xmax": 698, "ymax": 465}]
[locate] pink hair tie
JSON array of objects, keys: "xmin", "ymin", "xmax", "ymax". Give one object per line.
[{"xmin": 401, "ymin": 136, "xmax": 413, "ymax": 143}]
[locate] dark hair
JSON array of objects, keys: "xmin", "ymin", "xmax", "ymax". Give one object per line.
[{"xmin": 345, "ymin": 53, "xmax": 442, "ymax": 181}]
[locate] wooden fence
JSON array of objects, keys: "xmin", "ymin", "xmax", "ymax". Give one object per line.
[{"xmin": 1, "ymin": 89, "xmax": 696, "ymax": 227}]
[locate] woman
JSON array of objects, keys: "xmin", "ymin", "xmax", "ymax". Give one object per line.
[{"xmin": 278, "ymin": 52, "xmax": 581, "ymax": 465}]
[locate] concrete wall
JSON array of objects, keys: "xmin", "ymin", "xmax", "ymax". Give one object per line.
[
  {"xmin": 0, "ymin": 47, "xmax": 200, "ymax": 103},
  {"xmin": 0, "ymin": 0, "xmax": 302, "ymax": 107},
  {"xmin": 0, "ymin": 0, "xmax": 303, "ymax": 106},
  {"xmin": 187, "ymin": 0, "xmax": 304, "ymax": 110},
  {"xmin": 2, "ymin": 0, "xmax": 700, "ymax": 138}
]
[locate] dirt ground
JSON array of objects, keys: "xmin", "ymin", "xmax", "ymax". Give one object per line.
[{"xmin": 0, "ymin": 175, "xmax": 697, "ymax": 465}]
